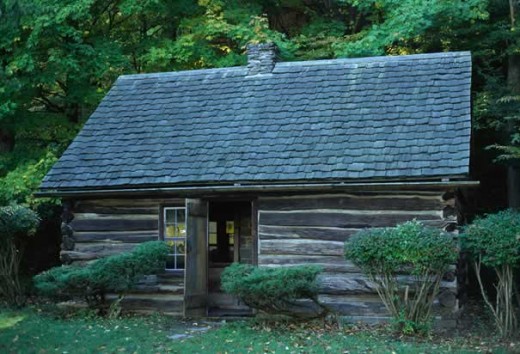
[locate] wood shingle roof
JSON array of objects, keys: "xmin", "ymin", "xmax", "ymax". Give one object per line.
[{"xmin": 41, "ymin": 51, "xmax": 472, "ymax": 192}]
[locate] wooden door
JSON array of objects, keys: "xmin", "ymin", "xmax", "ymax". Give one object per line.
[{"xmin": 184, "ymin": 199, "xmax": 208, "ymax": 317}]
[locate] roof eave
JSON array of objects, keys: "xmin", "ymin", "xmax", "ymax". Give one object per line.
[{"xmin": 36, "ymin": 178, "xmax": 480, "ymax": 199}]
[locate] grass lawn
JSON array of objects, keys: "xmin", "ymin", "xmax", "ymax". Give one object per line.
[{"xmin": 0, "ymin": 308, "xmax": 515, "ymax": 353}]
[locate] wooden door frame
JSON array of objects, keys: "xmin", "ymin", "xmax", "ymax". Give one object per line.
[{"xmin": 184, "ymin": 198, "xmax": 209, "ymax": 317}]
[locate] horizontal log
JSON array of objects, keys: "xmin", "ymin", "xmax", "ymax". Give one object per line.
[
  {"xmin": 259, "ymin": 225, "xmax": 359, "ymax": 242},
  {"xmin": 74, "ymin": 213, "xmax": 158, "ymax": 221},
  {"xmin": 61, "ymin": 243, "xmax": 137, "ymax": 262},
  {"xmin": 259, "ymin": 194, "xmax": 443, "ymax": 212},
  {"xmin": 318, "ymin": 273, "xmax": 376, "ymax": 295},
  {"xmin": 259, "ymin": 210, "xmax": 442, "ymax": 228},
  {"xmin": 318, "ymin": 294, "xmax": 456, "ymax": 318},
  {"xmin": 74, "ymin": 206, "xmax": 159, "ymax": 215},
  {"xmin": 259, "ymin": 255, "xmax": 359, "ymax": 273},
  {"xmin": 75, "ymin": 231, "xmax": 158, "ymax": 243},
  {"xmin": 106, "ymin": 293, "xmax": 184, "ymax": 301},
  {"xmin": 260, "ymin": 239, "xmax": 344, "ymax": 256},
  {"xmin": 60, "ymin": 250, "xmax": 98, "ymax": 262},
  {"xmin": 133, "ymin": 284, "xmax": 184, "ymax": 295},
  {"xmin": 71, "ymin": 218, "xmax": 158, "ymax": 232},
  {"xmin": 317, "ymin": 294, "xmax": 388, "ymax": 316},
  {"xmin": 76, "ymin": 198, "xmax": 184, "ymax": 208},
  {"xmin": 157, "ymin": 273, "xmax": 185, "ymax": 284},
  {"xmin": 317, "ymin": 272, "xmax": 457, "ymax": 295},
  {"xmin": 74, "ymin": 242, "xmax": 137, "ymax": 254}
]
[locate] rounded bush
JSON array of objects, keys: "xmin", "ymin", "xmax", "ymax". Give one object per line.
[
  {"xmin": 463, "ymin": 209, "xmax": 520, "ymax": 268},
  {"xmin": 345, "ymin": 220, "xmax": 457, "ymax": 335},
  {"xmin": 346, "ymin": 221, "xmax": 457, "ymax": 276},
  {"xmin": 462, "ymin": 209, "xmax": 520, "ymax": 338}
]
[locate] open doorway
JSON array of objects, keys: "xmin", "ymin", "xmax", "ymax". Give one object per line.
[{"xmin": 207, "ymin": 200, "xmax": 254, "ymax": 316}]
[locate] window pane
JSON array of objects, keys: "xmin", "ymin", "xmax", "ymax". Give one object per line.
[
  {"xmin": 175, "ymin": 239, "xmax": 186, "ymax": 255},
  {"xmin": 209, "ymin": 221, "xmax": 217, "ymax": 233},
  {"xmin": 176, "ymin": 255, "xmax": 185, "ymax": 269},
  {"xmin": 165, "ymin": 209, "xmax": 175, "ymax": 224},
  {"xmin": 176, "ymin": 208, "xmax": 186, "ymax": 224},
  {"xmin": 226, "ymin": 221, "xmax": 234, "ymax": 234},
  {"xmin": 176, "ymin": 223, "xmax": 186, "ymax": 237},
  {"xmin": 209, "ymin": 233, "xmax": 217, "ymax": 245},
  {"xmin": 165, "ymin": 254, "xmax": 176, "ymax": 270},
  {"xmin": 166, "ymin": 225, "xmax": 175, "ymax": 237}
]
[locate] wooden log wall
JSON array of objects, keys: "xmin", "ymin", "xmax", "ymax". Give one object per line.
[
  {"xmin": 63, "ymin": 198, "xmax": 185, "ymax": 316},
  {"xmin": 257, "ymin": 191, "xmax": 459, "ymax": 325},
  {"xmin": 238, "ymin": 208, "xmax": 253, "ymax": 264}
]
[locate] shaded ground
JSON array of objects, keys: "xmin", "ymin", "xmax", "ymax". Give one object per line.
[{"xmin": 0, "ymin": 307, "xmax": 517, "ymax": 353}]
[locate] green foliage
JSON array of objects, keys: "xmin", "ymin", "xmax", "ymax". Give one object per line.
[
  {"xmin": 486, "ymin": 95, "xmax": 520, "ymax": 161},
  {"xmin": 0, "ymin": 204, "xmax": 40, "ymax": 240},
  {"xmin": 333, "ymin": 0, "xmax": 488, "ymax": 57},
  {"xmin": 34, "ymin": 241, "xmax": 169, "ymax": 312},
  {"xmin": 0, "ymin": 204, "xmax": 40, "ymax": 307},
  {"xmin": 221, "ymin": 263, "xmax": 325, "ymax": 318},
  {"xmin": 345, "ymin": 221, "xmax": 457, "ymax": 335},
  {"xmin": 346, "ymin": 221, "xmax": 457, "ymax": 277},
  {"xmin": 462, "ymin": 209, "xmax": 520, "ymax": 337},
  {"xmin": 463, "ymin": 209, "xmax": 520, "ymax": 268},
  {"xmin": 0, "ymin": 0, "xmax": 517, "ymax": 212},
  {"xmin": 0, "ymin": 113, "xmax": 79, "ymax": 207}
]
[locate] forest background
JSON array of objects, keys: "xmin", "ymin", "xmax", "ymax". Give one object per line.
[{"xmin": 0, "ymin": 0, "xmax": 519, "ymax": 271}]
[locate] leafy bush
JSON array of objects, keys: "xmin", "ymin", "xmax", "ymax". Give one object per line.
[
  {"xmin": 0, "ymin": 205, "xmax": 40, "ymax": 307},
  {"xmin": 221, "ymin": 263, "xmax": 325, "ymax": 318},
  {"xmin": 462, "ymin": 209, "xmax": 520, "ymax": 338},
  {"xmin": 34, "ymin": 241, "xmax": 169, "ymax": 313},
  {"xmin": 345, "ymin": 221, "xmax": 457, "ymax": 335}
]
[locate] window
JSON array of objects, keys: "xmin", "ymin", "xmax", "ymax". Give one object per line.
[
  {"xmin": 162, "ymin": 207, "xmax": 186, "ymax": 270},
  {"xmin": 208, "ymin": 219, "xmax": 235, "ymax": 264}
]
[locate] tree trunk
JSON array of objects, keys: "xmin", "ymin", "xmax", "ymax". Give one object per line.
[{"xmin": 507, "ymin": 54, "xmax": 520, "ymax": 208}]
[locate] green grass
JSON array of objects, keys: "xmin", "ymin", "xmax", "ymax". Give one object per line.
[{"xmin": 0, "ymin": 308, "xmax": 514, "ymax": 353}]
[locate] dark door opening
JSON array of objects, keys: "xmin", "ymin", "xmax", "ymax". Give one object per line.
[{"xmin": 207, "ymin": 200, "xmax": 253, "ymax": 316}]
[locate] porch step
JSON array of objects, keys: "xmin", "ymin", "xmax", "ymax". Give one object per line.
[{"xmin": 207, "ymin": 308, "xmax": 253, "ymax": 317}]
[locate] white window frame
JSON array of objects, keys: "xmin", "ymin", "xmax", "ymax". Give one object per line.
[{"xmin": 161, "ymin": 206, "xmax": 186, "ymax": 271}]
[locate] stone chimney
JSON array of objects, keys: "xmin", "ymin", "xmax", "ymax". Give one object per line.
[{"xmin": 246, "ymin": 43, "xmax": 278, "ymax": 76}]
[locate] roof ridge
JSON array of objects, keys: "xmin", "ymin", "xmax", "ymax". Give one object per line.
[
  {"xmin": 119, "ymin": 66, "xmax": 246, "ymax": 80},
  {"xmin": 117, "ymin": 51, "xmax": 471, "ymax": 81},
  {"xmin": 275, "ymin": 51, "xmax": 471, "ymax": 69}
]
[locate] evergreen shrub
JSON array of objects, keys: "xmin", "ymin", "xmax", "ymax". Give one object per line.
[
  {"xmin": 221, "ymin": 263, "xmax": 326, "ymax": 318},
  {"xmin": 34, "ymin": 241, "xmax": 169, "ymax": 313}
]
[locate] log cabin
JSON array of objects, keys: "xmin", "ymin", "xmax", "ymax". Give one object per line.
[{"xmin": 38, "ymin": 44, "xmax": 476, "ymax": 325}]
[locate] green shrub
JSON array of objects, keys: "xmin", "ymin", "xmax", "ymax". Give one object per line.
[
  {"xmin": 462, "ymin": 209, "xmax": 520, "ymax": 338},
  {"xmin": 34, "ymin": 241, "xmax": 169, "ymax": 313},
  {"xmin": 221, "ymin": 263, "xmax": 325, "ymax": 318},
  {"xmin": 0, "ymin": 205, "xmax": 40, "ymax": 307},
  {"xmin": 345, "ymin": 221, "xmax": 457, "ymax": 335}
]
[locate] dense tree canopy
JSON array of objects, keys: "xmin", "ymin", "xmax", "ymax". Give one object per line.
[{"xmin": 0, "ymin": 0, "xmax": 518, "ymax": 210}]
